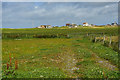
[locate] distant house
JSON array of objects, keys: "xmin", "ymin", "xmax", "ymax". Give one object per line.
[
  {"xmin": 36, "ymin": 26, "xmax": 42, "ymax": 28},
  {"xmin": 36, "ymin": 25, "xmax": 52, "ymax": 28},
  {"xmin": 46, "ymin": 25, "xmax": 52, "ymax": 28},
  {"xmin": 72, "ymin": 24, "xmax": 78, "ymax": 28},
  {"xmin": 66, "ymin": 23, "xmax": 71, "ymax": 26},
  {"xmin": 66, "ymin": 23, "xmax": 78, "ymax": 28},
  {"xmin": 41, "ymin": 25, "xmax": 46, "ymax": 28},
  {"xmin": 83, "ymin": 22, "xmax": 89, "ymax": 26},
  {"xmin": 83, "ymin": 22, "xmax": 93, "ymax": 27},
  {"xmin": 111, "ymin": 22, "xmax": 118, "ymax": 26}
]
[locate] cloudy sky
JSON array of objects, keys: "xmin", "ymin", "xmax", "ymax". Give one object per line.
[{"xmin": 2, "ymin": 2, "xmax": 118, "ymax": 28}]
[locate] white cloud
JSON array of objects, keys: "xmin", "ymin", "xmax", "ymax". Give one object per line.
[
  {"xmin": 2, "ymin": 2, "xmax": 118, "ymax": 28},
  {"xmin": 105, "ymin": 5, "xmax": 110, "ymax": 8},
  {"xmin": 34, "ymin": 6, "xmax": 38, "ymax": 9}
]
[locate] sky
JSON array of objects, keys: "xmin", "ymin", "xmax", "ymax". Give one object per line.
[
  {"xmin": 2, "ymin": 0, "xmax": 120, "ymax": 2},
  {"xmin": 2, "ymin": 2, "xmax": 118, "ymax": 28}
]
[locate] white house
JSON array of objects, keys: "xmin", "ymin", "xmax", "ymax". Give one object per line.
[
  {"xmin": 83, "ymin": 22, "xmax": 89, "ymax": 26},
  {"xmin": 36, "ymin": 26, "xmax": 42, "ymax": 28},
  {"xmin": 36, "ymin": 25, "xmax": 52, "ymax": 28},
  {"xmin": 111, "ymin": 22, "xmax": 118, "ymax": 26},
  {"xmin": 46, "ymin": 25, "xmax": 52, "ymax": 28}
]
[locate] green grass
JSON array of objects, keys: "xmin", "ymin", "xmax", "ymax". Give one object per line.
[
  {"xmin": 2, "ymin": 67, "xmax": 67, "ymax": 78},
  {"xmin": 2, "ymin": 27, "xmax": 118, "ymax": 39},
  {"xmin": 2, "ymin": 38, "xmax": 73, "ymax": 78},
  {"xmin": 73, "ymin": 38, "xmax": 118, "ymax": 66},
  {"xmin": 89, "ymin": 43, "xmax": 118, "ymax": 65},
  {"xmin": 2, "ymin": 28, "xmax": 119, "ymax": 78},
  {"xmin": 75, "ymin": 63, "xmax": 118, "ymax": 78},
  {"xmin": 72, "ymin": 38, "xmax": 119, "ymax": 78}
]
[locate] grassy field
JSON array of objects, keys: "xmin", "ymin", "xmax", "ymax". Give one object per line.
[
  {"xmin": 2, "ymin": 27, "xmax": 119, "ymax": 78},
  {"xmin": 2, "ymin": 27, "xmax": 118, "ymax": 38}
]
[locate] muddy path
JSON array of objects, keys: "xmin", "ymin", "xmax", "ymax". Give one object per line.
[
  {"xmin": 50, "ymin": 47, "xmax": 80, "ymax": 78},
  {"xmin": 60, "ymin": 50, "xmax": 78, "ymax": 78}
]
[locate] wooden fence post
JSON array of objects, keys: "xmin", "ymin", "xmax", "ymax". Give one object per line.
[
  {"xmin": 90, "ymin": 35, "xmax": 92, "ymax": 41},
  {"xmin": 119, "ymin": 40, "xmax": 120, "ymax": 51},
  {"xmin": 95, "ymin": 37, "xmax": 96, "ymax": 42},
  {"xmin": 26, "ymin": 34, "xmax": 27, "ymax": 37},
  {"xmin": 87, "ymin": 33, "xmax": 88, "ymax": 36},
  {"xmin": 67, "ymin": 34, "xmax": 69, "ymax": 38},
  {"xmin": 103, "ymin": 35, "xmax": 105, "ymax": 44},
  {"xmin": 109, "ymin": 36, "xmax": 112, "ymax": 46},
  {"xmin": 99, "ymin": 36, "xmax": 101, "ymax": 42}
]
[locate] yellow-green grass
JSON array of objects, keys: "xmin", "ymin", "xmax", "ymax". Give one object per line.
[
  {"xmin": 2, "ymin": 38, "xmax": 73, "ymax": 78},
  {"xmin": 2, "ymin": 27, "xmax": 118, "ymax": 34},
  {"xmin": 96, "ymin": 36, "xmax": 118, "ymax": 42},
  {"xmin": 2, "ymin": 38, "xmax": 119, "ymax": 78}
]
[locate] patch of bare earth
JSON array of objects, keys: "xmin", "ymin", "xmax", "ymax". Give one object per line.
[{"xmin": 51, "ymin": 47, "xmax": 80, "ymax": 78}]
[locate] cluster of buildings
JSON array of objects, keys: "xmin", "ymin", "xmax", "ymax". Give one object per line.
[
  {"xmin": 83, "ymin": 22, "xmax": 94, "ymax": 27},
  {"xmin": 36, "ymin": 22, "xmax": 118, "ymax": 28},
  {"xmin": 106, "ymin": 22, "xmax": 118, "ymax": 26},
  {"xmin": 36, "ymin": 25, "xmax": 52, "ymax": 28},
  {"xmin": 66, "ymin": 22, "xmax": 94, "ymax": 28},
  {"xmin": 66, "ymin": 23, "xmax": 78, "ymax": 28}
]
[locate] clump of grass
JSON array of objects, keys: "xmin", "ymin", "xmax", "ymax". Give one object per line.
[
  {"xmin": 6, "ymin": 63, "xmax": 9, "ymax": 70},
  {"xmin": 14, "ymin": 60, "xmax": 18, "ymax": 70},
  {"xmin": 90, "ymin": 44, "xmax": 118, "ymax": 66},
  {"xmin": 2, "ymin": 53, "xmax": 18, "ymax": 78},
  {"xmin": 14, "ymin": 67, "xmax": 67, "ymax": 78},
  {"xmin": 9, "ymin": 53, "xmax": 12, "ymax": 67}
]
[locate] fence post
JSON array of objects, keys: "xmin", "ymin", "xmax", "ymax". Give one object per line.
[
  {"xmin": 95, "ymin": 37, "xmax": 96, "ymax": 42},
  {"xmin": 87, "ymin": 33, "xmax": 88, "ymax": 36},
  {"xmin": 90, "ymin": 35, "xmax": 92, "ymax": 41},
  {"xmin": 26, "ymin": 34, "xmax": 27, "ymax": 38},
  {"xmin": 99, "ymin": 35, "xmax": 101, "ymax": 42},
  {"xmin": 103, "ymin": 35, "xmax": 105, "ymax": 44},
  {"xmin": 67, "ymin": 34, "xmax": 70, "ymax": 38},
  {"xmin": 119, "ymin": 39, "xmax": 120, "ymax": 51},
  {"xmin": 109, "ymin": 36, "xmax": 112, "ymax": 46}
]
